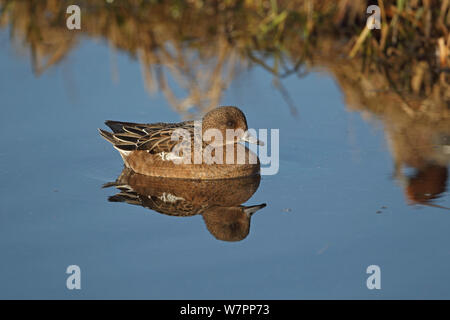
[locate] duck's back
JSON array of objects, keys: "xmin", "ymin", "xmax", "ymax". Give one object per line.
[{"xmin": 99, "ymin": 120, "xmax": 194, "ymax": 154}]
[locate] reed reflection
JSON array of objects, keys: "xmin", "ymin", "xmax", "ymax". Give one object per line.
[{"xmin": 104, "ymin": 168, "xmax": 266, "ymax": 242}]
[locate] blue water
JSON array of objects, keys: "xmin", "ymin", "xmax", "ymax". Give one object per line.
[{"xmin": 1, "ymin": 35, "xmax": 449, "ymax": 299}]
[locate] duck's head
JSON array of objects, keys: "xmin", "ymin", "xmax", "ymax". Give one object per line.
[{"xmin": 201, "ymin": 106, "xmax": 264, "ymax": 146}]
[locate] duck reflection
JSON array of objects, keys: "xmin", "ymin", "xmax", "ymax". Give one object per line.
[{"xmin": 104, "ymin": 168, "xmax": 266, "ymax": 241}]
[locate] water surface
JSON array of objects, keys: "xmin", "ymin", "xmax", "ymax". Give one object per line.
[{"xmin": 1, "ymin": 33, "xmax": 449, "ymax": 299}]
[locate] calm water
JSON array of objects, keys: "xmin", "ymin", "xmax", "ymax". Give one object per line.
[{"xmin": 1, "ymin": 34, "xmax": 450, "ymax": 299}]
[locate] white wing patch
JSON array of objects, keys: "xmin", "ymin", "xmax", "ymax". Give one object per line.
[
  {"xmin": 158, "ymin": 192, "xmax": 185, "ymax": 203},
  {"xmin": 158, "ymin": 152, "xmax": 184, "ymax": 161}
]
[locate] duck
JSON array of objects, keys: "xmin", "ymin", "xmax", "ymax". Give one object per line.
[
  {"xmin": 104, "ymin": 167, "xmax": 267, "ymax": 241},
  {"xmin": 99, "ymin": 106, "xmax": 263, "ymax": 179}
]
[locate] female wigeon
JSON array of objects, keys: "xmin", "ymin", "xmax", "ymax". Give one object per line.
[{"xmin": 99, "ymin": 106, "xmax": 262, "ymax": 179}]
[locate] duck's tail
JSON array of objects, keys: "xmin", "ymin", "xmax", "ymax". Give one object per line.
[
  {"xmin": 108, "ymin": 190, "xmax": 142, "ymax": 206},
  {"xmin": 98, "ymin": 120, "xmax": 147, "ymax": 153},
  {"xmin": 102, "ymin": 171, "xmax": 142, "ymax": 206},
  {"xmin": 98, "ymin": 128, "xmax": 117, "ymax": 145}
]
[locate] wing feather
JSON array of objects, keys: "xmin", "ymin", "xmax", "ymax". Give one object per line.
[{"xmin": 99, "ymin": 120, "xmax": 194, "ymax": 154}]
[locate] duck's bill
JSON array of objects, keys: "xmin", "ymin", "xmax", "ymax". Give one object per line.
[
  {"xmin": 243, "ymin": 203, "xmax": 267, "ymax": 217},
  {"xmin": 241, "ymin": 131, "xmax": 265, "ymax": 146}
]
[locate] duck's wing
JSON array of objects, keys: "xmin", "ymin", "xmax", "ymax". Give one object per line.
[{"xmin": 99, "ymin": 120, "xmax": 194, "ymax": 154}]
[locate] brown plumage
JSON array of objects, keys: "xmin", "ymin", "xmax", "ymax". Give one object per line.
[
  {"xmin": 99, "ymin": 106, "xmax": 263, "ymax": 179},
  {"xmin": 99, "ymin": 120, "xmax": 194, "ymax": 154}
]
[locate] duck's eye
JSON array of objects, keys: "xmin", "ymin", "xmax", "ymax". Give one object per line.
[{"xmin": 226, "ymin": 120, "xmax": 235, "ymax": 127}]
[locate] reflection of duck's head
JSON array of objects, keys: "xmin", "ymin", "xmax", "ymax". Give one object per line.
[
  {"xmin": 406, "ymin": 165, "xmax": 448, "ymax": 205},
  {"xmin": 104, "ymin": 168, "xmax": 266, "ymax": 241},
  {"xmin": 202, "ymin": 204, "xmax": 266, "ymax": 242}
]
